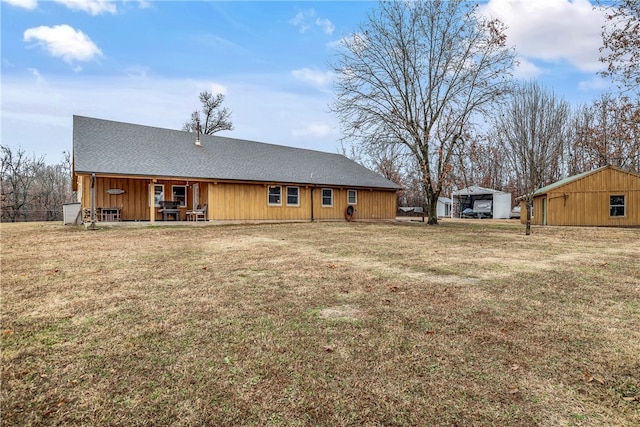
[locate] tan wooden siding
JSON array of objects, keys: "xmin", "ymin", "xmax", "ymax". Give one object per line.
[
  {"xmin": 208, "ymin": 183, "xmax": 397, "ymax": 221},
  {"xmin": 312, "ymin": 188, "xmax": 397, "ymax": 221},
  {"xmin": 530, "ymin": 168, "xmax": 640, "ymax": 226},
  {"xmin": 79, "ymin": 175, "xmax": 150, "ymax": 220},
  {"xmin": 78, "ymin": 174, "xmax": 397, "ymax": 222},
  {"xmin": 207, "ymin": 183, "xmax": 312, "ymax": 221},
  {"xmin": 78, "ymin": 175, "xmax": 193, "ymax": 221}
]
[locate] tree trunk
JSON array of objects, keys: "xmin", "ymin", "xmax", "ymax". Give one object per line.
[
  {"xmin": 525, "ymin": 200, "xmax": 532, "ymax": 236},
  {"xmin": 426, "ymin": 192, "xmax": 440, "ymax": 225}
]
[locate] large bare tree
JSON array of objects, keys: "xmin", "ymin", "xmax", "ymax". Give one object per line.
[
  {"xmin": 494, "ymin": 81, "xmax": 572, "ymax": 235},
  {"xmin": 331, "ymin": 0, "xmax": 516, "ymax": 224},
  {"xmin": 183, "ymin": 91, "xmax": 233, "ymax": 135},
  {"xmin": 451, "ymin": 132, "xmax": 510, "ymax": 193},
  {"xmin": 1, "ymin": 146, "xmax": 73, "ymax": 222},
  {"xmin": 571, "ymin": 93, "xmax": 640, "ymax": 174},
  {"xmin": 30, "ymin": 152, "xmax": 74, "ymax": 221},
  {"xmin": 598, "ymin": 0, "xmax": 640, "ymax": 93},
  {"xmin": 1, "ymin": 145, "xmax": 45, "ymax": 221}
]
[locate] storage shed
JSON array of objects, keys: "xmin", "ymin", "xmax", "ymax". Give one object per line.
[
  {"xmin": 527, "ymin": 165, "xmax": 640, "ymax": 226},
  {"xmin": 438, "ymin": 197, "xmax": 452, "ymax": 218},
  {"xmin": 452, "ymin": 186, "xmax": 511, "ymax": 219}
]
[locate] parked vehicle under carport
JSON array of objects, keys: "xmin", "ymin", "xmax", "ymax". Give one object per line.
[{"xmin": 461, "ymin": 200, "xmax": 493, "ymax": 218}]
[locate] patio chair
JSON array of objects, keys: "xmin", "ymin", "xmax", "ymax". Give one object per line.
[{"xmin": 187, "ymin": 204, "xmax": 207, "ymax": 221}]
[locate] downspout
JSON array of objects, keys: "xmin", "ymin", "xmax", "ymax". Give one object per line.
[{"xmin": 310, "ymin": 187, "xmax": 315, "ymax": 222}]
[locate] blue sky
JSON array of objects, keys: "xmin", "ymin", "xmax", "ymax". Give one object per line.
[{"xmin": 1, "ymin": 0, "xmax": 616, "ymax": 164}]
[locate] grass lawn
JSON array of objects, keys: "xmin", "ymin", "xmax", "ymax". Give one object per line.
[{"xmin": 1, "ymin": 220, "xmax": 639, "ymax": 426}]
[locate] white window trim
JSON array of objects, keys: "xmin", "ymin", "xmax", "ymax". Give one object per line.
[
  {"xmin": 286, "ymin": 186, "xmax": 300, "ymax": 206},
  {"xmin": 172, "ymin": 185, "xmax": 187, "ymax": 208},
  {"xmin": 192, "ymin": 183, "xmax": 199, "ymax": 211},
  {"xmin": 152, "ymin": 184, "xmax": 164, "ymax": 207},
  {"xmin": 322, "ymin": 188, "xmax": 333, "ymax": 207},
  {"xmin": 347, "ymin": 189, "xmax": 357, "ymax": 205},
  {"xmin": 268, "ymin": 185, "xmax": 282, "ymax": 206}
]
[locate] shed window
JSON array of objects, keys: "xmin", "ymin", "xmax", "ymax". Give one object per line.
[
  {"xmin": 287, "ymin": 187, "xmax": 299, "ymax": 206},
  {"xmin": 347, "ymin": 189, "xmax": 357, "ymax": 204},
  {"xmin": 610, "ymin": 195, "xmax": 625, "ymax": 217},
  {"xmin": 322, "ymin": 188, "xmax": 333, "ymax": 207},
  {"xmin": 268, "ymin": 186, "xmax": 282, "ymax": 205}
]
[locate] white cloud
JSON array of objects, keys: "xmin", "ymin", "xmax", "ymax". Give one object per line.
[
  {"xmin": 315, "ymin": 17, "xmax": 335, "ymax": 36},
  {"xmin": 479, "ymin": 0, "xmax": 607, "ymax": 73},
  {"xmin": 27, "ymin": 68, "xmax": 46, "ymax": 85},
  {"xmin": 193, "ymin": 33, "xmax": 248, "ymax": 56},
  {"xmin": 23, "ymin": 24, "xmax": 103, "ymax": 68},
  {"xmin": 292, "ymin": 122, "xmax": 333, "ymax": 139},
  {"xmin": 327, "ymin": 37, "xmax": 345, "ymax": 50},
  {"xmin": 328, "ymin": 33, "xmax": 369, "ymax": 54},
  {"xmin": 290, "ymin": 9, "xmax": 334, "ymax": 36},
  {"xmin": 291, "ymin": 68, "xmax": 332, "ymax": 87},
  {"xmin": 131, "ymin": 0, "xmax": 150, "ymax": 9},
  {"xmin": 290, "ymin": 10, "xmax": 312, "ymax": 33},
  {"xmin": 208, "ymin": 82, "xmax": 228, "ymax": 95},
  {"xmin": 123, "ymin": 65, "xmax": 148, "ymax": 78},
  {"xmin": 513, "ymin": 57, "xmax": 542, "ymax": 79},
  {"xmin": 1, "ymin": 0, "xmax": 38, "ymax": 10},
  {"xmin": 53, "ymin": 0, "xmax": 117, "ymax": 15},
  {"xmin": 578, "ymin": 76, "xmax": 611, "ymax": 92},
  {"xmin": 3, "ymin": 58, "xmax": 16, "ymax": 69}
]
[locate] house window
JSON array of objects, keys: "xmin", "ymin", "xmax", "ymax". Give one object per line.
[
  {"xmin": 268, "ymin": 185, "xmax": 282, "ymax": 205},
  {"xmin": 610, "ymin": 195, "xmax": 625, "ymax": 217},
  {"xmin": 347, "ymin": 189, "xmax": 357, "ymax": 205},
  {"xmin": 322, "ymin": 188, "xmax": 333, "ymax": 207},
  {"xmin": 287, "ymin": 187, "xmax": 299, "ymax": 206},
  {"xmin": 172, "ymin": 185, "xmax": 187, "ymax": 208},
  {"xmin": 153, "ymin": 184, "xmax": 164, "ymax": 207}
]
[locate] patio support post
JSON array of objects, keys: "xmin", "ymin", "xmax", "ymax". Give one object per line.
[
  {"xmin": 87, "ymin": 173, "xmax": 98, "ymax": 230},
  {"xmin": 149, "ymin": 182, "xmax": 155, "ymax": 224}
]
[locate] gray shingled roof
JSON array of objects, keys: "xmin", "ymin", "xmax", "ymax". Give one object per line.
[{"xmin": 73, "ymin": 116, "xmax": 400, "ymax": 190}]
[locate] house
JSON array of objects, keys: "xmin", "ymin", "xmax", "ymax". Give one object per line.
[
  {"xmin": 524, "ymin": 165, "xmax": 640, "ymax": 226},
  {"xmin": 451, "ymin": 186, "xmax": 511, "ymax": 219},
  {"xmin": 72, "ymin": 116, "xmax": 400, "ymax": 223}
]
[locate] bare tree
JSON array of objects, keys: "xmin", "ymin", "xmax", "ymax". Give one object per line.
[
  {"xmin": 31, "ymin": 152, "xmax": 74, "ymax": 221},
  {"xmin": 494, "ymin": 81, "xmax": 572, "ymax": 235},
  {"xmin": 341, "ymin": 141, "xmax": 408, "ymax": 208},
  {"xmin": 401, "ymin": 174, "xmax": 426, "ymax": 208},
  {"xmin": 1, "ymin": 147, "xmax": 73, "ymax": 221},
  {"xmin": 570, "ymin": 93, "xmax": 640, "ymax": 174},
  {"xmin": 598, "ymin": 0, "xmax": 640, "ymax": 93},
  {"xmin": 451, "ymin": 132, "xmax": 510, "ymax": 192},
  {"xmin": 331, "ymin": 0, "xmax": 516, "ymax": 224},
  {"xmin": 183, "ymin": 91, "xmax": 233, "ymax": 135},
  {"xmin": 1, "ymin": 145, "xmax": 45, "ymax": 221}
]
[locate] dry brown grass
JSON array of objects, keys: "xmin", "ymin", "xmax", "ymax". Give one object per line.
[{"xmin": 1, "ymin": 220, "xmax": 639, "ymax": 426}]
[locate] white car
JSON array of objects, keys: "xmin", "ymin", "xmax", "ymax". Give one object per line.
[{"xmin": 509, "ymin": 206, "xmax": 521, "ymax": 219}]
